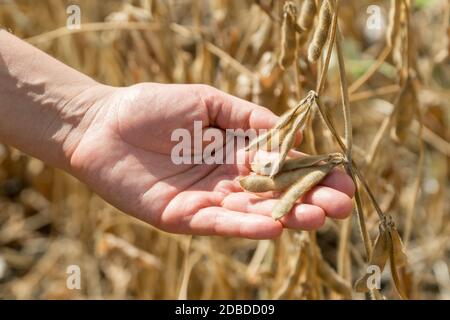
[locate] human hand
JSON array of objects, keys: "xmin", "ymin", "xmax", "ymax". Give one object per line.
[{"xmin": 68, "ymin": 83, "xmax": 355, "ymax": 239}]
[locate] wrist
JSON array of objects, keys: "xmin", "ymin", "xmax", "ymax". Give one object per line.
[
  {"xmin": 55, "ymin": 83, "xmax": 116, "ymax": 172},
  {"xmin": 0, "ymin": 30, "xmax": 116, "ymax": 171}
]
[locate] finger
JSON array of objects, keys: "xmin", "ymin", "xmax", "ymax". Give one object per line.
[
  {"xmin": 200, "ymin": 86, "xmax": 303, "ymax": 146},
  {"xmin": 222, "ymin": 192, "xmax": 326, "ymax": 230},
  {"xmin": 189, "ymin": 207, "xmax": 283, "ymax": 239},
  {"xmin": 158, "ymin": 191, "xmax": 282, "ymax": 239},
  {"xmin": 319, "ymin": 168, "xmax": 355, "ymax": 197},
  {"xmin": 302, "ymin": 186, "xmax": 354, "ymax": 219},
  {"xmin": 201, "ymin": 85, "xmax": 278, "ymax": 130},
  {"xmin": 207, "ymin": 88, "xmax": 275, "ymax": 129}
]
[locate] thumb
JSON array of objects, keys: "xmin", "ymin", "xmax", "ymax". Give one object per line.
[{"xmin": 198, "ymin": 85, "xmax": 279, "ymax": 130}]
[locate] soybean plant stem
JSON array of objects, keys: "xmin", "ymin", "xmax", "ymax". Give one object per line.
[{"xmin": 335, "ymin": 27, "xmax": 352, "ymax": 159}]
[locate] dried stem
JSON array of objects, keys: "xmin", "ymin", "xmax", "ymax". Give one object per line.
[
  {"xmin": 314, "ymin": 7, "xmax": 376, "ymax": 276},
  {"xmin": 335, "ymin": 27, "xmax": 353, "ymax": 158},
  {"xmin": 348, "ymin": 166, "xmax": 372, "ymax": 260},
  {"xmin": 273, "ymin": 233, "xmax": 307, "ymax": 299},
  {"xmin": 364, "ymin": 80, "xmax": 408, "ymax": 168},
  {"xmin": 349, "ymin": 84, "xmax": 400, "ymax": 103},
  {"xmin": 348, "ymin": 46, "xmax": 392, "ymax": 94},
  {"xmin": 403, "ymin": 82, "xmax": 425, "ymax": 247},
  {"xmin": 314, "ymin": 92, "xmax": 378, "ymax": 296},
  {"xmin": 403, "ymin": 131, "xmax": 424, "ymax": 247},
  {"xmin": 337, "ymin": 218, "xmax": 351, "ymax": 280}
]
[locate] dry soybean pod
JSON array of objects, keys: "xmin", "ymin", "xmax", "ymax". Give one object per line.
[
  {"xmin": 245, "ymin": 125, "xmax": 287, "ymax": 153},
  {"xmin": 251, "ymin": 153, "xmax": 330, "ymax": 175},
  {"xmin": 245, "ymin": 129, "xmax": 272, "ymax": 152},
  {"xmin": 299, "ymin": 0, "xmax": 317, "ymax": 31},
  {"xmin": 389, "ymin": 227, "xmax": 408, "ymax": 267},
  {"xmin": 354, "ymin": 227, "xmax": 389, "ymax": 292},
  {"xmin": 245, "ymin": 94, "xmax": 311, "ymax": 152},
  {"xmin": 240, "ymin": 165, "xmax": 325, "ymax": 193},
  {"xmin": 279, "ymin": 154, "xmax": 330, "ymax": 171},
  {"xmin": 387, "ymin": 229, "xmax": 408, "ymax": 299},
  {"xmin": 279, "ymin": 1, "xmax": 298, "ymax": 69},
  {"xmin": 266, "ymin": 123, "xmax": 292, "ymax": 151},
  {"xmin": 272, "ymin": 161, "xmax": 335, "ymax": 220},
  {"xmin": 245, "ymin": 117, "xmax": 288, "ymax": 152},
  {"xmin": 267, "ymin": 92, "xmax": 316, "ymax": 176},
  {"xmin": 308, "ymin": 0, "xmax": 332, "ymax": 63},
  {"xmin": 277, "ymin": 90, "xmax": 316, "ymax": 130},
  {"xmin": 282, "ymin": 152, "xmax": 343, "ymax": 172},
  {"xmin": 285, "ymin": 152, "xmax": 340, "ymax": 173},
  {"xmin": 278, "ymin": 92, "xmax": 314, "ymax": 127},
  {"xmin": 386, "ymin": 0, "xmax": 401, "ymax": 48},
  {"xmin": 392, "ymin": 79, "xmax": 417, "ymax": 142},
  {"xmin": 239, "ymin": 174, "xmax": 276, "ymax": 193},
  {"xmin": 269, "ymin": 103, "xmax": 312, "ymax": 177},
  {"xmin": 246, "ymin": 114, "xmax": 298, "ymax": 153}
]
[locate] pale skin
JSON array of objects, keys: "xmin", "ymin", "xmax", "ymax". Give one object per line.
[{"xmin": 0, "ymin": 30, "xmax": 355, "ymax": 239}]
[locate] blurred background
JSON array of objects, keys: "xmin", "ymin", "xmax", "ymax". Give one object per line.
[{"xmin": 0, "ymin": 0, "xmax": 448, "ymax": 299}]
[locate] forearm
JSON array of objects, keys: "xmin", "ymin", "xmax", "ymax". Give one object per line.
[{"xmin": 0, "ymin": 30, "xmax": 109, "ymax": 170}]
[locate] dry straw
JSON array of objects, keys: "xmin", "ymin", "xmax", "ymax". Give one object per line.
[
  {"xmin": 386, "ymin": 0, "xmax": 401, "ymax": 48},
  {"xmin": 0, "ymin": 0, "xmax": 448, "ymax": 301}
]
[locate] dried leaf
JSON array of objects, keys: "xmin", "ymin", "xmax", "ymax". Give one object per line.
[
  {"xmin": 387, "ymin": 231, "xmax": 408, "ymax": 299},
  {"xmin": 355, "ymin": 227, "xmax": 389, "ymax": 292},
  {"xmin": 389, "ymin": 227, "xmax": 408, "ymax": 267}
]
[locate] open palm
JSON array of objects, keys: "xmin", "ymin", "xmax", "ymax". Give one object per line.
[{"xmin": 69, "ymin": 83, "xmax": 354, "ymax": 239}]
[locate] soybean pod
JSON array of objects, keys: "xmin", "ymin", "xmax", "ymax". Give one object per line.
[{"xmin": 272, "ymin": 162, "xmax": 335, "ymax": 220}]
